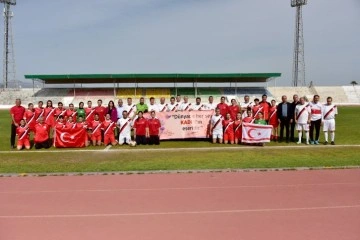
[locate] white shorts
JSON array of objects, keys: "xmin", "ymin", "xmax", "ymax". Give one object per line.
[
  {"xmin": 323, "ymin": 119, "xmax": 335, "ymax": 131},
  {"xmin": 212, "ymin": 130, "xmax": 223, "ymax": 139},
  {"xmin": 119, "ymin": 134, "xmax": 131, "ymax": 145},
  {"xmin": 296, "ymin": 123, "xmax": 309, "ymax": 131}
]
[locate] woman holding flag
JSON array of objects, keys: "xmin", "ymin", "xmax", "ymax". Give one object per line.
[{"xmin": 233, "ymin": 112, "xmax": 242, "ymax": 144}]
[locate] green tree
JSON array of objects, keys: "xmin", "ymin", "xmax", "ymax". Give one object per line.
[{"xmin": 350, "ymin": 81, "xmax": 358, "ymax": 86}]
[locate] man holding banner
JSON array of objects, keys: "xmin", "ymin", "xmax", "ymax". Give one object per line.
[{"xmin": 210, "ymin": 108, "xmax": 224, "ymax": 144}]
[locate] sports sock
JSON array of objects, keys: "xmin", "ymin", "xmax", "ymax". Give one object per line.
[
  {"xmin": 331, "ymin": 132, "xmax": 335, "ymax": 142},
  {"xmin": 298, "ymin": 132, "xmax": 302, "ymax": 142},
  {"xmin": 306, "ymin": 132, "xmax": 309, "ymax": 143},
  {"xmin": 324, "ymin": 132, "xmax": 328, "ymax": 142}
]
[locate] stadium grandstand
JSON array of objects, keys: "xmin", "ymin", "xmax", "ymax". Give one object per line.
[{"xmin": 0, "ymin": 73, "xmax": 359, "ymax": 107}]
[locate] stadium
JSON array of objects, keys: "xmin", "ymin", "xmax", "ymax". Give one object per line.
[{"xmin": 0, "ymin": 0, "xmax": 359, "ymax": 240}]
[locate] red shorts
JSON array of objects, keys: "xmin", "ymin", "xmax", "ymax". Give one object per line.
[
  {"xmin": 91, "ymin": 134, "xmax": 101, "ymax": 142},
  {"xmin": 234, "ymin": 131, "xmax": 242, "ymax": 140},
  {"xmin": 104, "ymin": 134, "xmax": 116, "ymax": 145},
  {"xmin": 224, "ymin": 132, "xmax": 234, "ymax": 142},
  {"xmin": 17, "ymin": 139, "xmax": 30, "ymax": 148}
]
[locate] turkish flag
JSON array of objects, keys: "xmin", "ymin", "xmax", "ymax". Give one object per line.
[
  {"xmin": 54, "ymin": 128, "xmax": 87, "ymax": 148},
  {"xmin": 242, "ymin": 123, "xmax": 272, "ymax": 143}
]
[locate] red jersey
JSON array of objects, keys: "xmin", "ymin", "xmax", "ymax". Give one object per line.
[
  {"xmin": 222, "ymin": 119, "xmax": 234, "ymax": 134},
  {"xmin": 95, "ymin": 106, "xmax": 106, "ymax": 122},
  {"xmin": 23, "ymin": 109, "xmax": 36, "ymax": 130},
  {"xmin": 16, "ymin": 126, "xmax": 30, "ymax": 141},
  {"xmin": 34, "ymin": 123, "xmax": 50, "ymax": 143},
  {"xmin": 269, "ymin": 106, "xmax": 278, "ymax": 126},
  {"xmin": 252, "ymin": 105, "xmax": 263, "ymax": 120},
  {"xmin": 10, "ymin": 105, "xmax": 25, "ymax": 124},
  {"xmin": 228, "ymin": 105, "xmax": 240, "ymax": 120},
  {"xmin": 133, "ymin": 117, "xmax": 148, "ymax": 136},
  {"xmin": 243, "ymin": 116, "xmax": 254, "ymax": 123},
  {"xmin": 102, "ymin": 120, "xmax": 116, "ymax": 136},
  {"xmin": 55, "ymin": 108, "xmax": 67, "ymax": 121},
  {"xmin": 148, "ymin": 118, "xmax": 161, "ymax": 135},
  {"xmin": 217, "ymin": 103, "xmax": 229, "ymax": 118},
  {"xmin": 44, "ymin": 107, "xmax": 56, "ymax": 127},
  {"xmin": 85, "ymin": 107, "xmax": 96, "ymax": 124},
  {"xmin": 233, "ymin": 119, "xmax": 242, "ymax": 139},
  {"xmin": 55, "ymin": 122, "xmax": 66, "ymax": 130},
  {"xmin": 65, "ymin": 121, "xmax": 76, "ymax": 129},
  {"xmin": 259, "ymin": 101, "xmax": 271, "ymax": 120},
  {"xmin": 66, "ymin": 109, "xmax": 77, "ymax": 122},
  {"xmin": 74, "ymin": 122, "xmax": 87, "ymax": 130},
  {"xmin": 90, "ymin": 120, "xmax": 102, "ymax": 137},
  {"xmin": 34, "ymin": 107, "xmax": 44, "ymax": 122}
]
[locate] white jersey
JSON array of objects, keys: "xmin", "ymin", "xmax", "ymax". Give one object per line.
[
  {"xmin": 295, "ymin": 104, "xmax": 311, "ymax": 124},
  {"xmin": 157, "ymin": 103, "xmax": 168, "ymax": 112},
  {"xmin": 192, "ymin": 104, "xmax": 206, "ymax": 111},
  {"xmin": 167, "ymin": 103, "xmax": 180, "ymax": 112},
  {"xmin": 117, "ymin": 117, "xmax": 133, "ymax": 135},
  {"xmin": 322, "ymin": 104, "xmax": 337, "ymax": 120},
  {"xmin": 240, "ymin": 101, "xmax": 253, "ymax": 118},
  {"xmin": 179, "ymin": 102, "xmax": 192, "ymax": 111},
  {"xmin": 123, "ymin": 104, "xmax": 137, "ymax": 119},
  {"xmin": 205, "ymin": 102, "xmax": 217, "ymax": 110},
  {"xmin": 309, "ymin": 102, "xmax": 323, "ymax": 121},
  {"xmin": 148, "ymin": 104, "xmax": 159, "ymax": 113},
  {"xmin": 211, "ymin": 115, "xmax": 223, "ymax": 132}
]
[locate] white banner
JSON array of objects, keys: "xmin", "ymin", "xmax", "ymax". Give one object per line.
[{"xmin": 242, "ymin": 123, "xmax": 272, "ymax": 143}]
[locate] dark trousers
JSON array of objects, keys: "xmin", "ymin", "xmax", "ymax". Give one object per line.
[
  {"xmin": 310, "ymin": 119, "xmax": 321, "ymax": 141},
  {"xmin": 279, "ymin": 117, "xmax": 290, "ymax": 141},
  {"xmin": 11, "ymin": 124, "xmax": 17, "ymax": 147},
  {"xmin": 35, "ymin": 140, "xmax": 51, "ymax": 149},
  {"xmin": 290, "ymin": 120, "xmax": 296, "ymax": 142},
  {"xmin": 148, "ymin": 135, "xmax": 160, "ymax": 145},
  {"xmin": 135, "ymin": 135, "xmax": 147, "ymax": 145}
]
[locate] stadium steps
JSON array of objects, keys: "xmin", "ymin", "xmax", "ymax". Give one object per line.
[
  {"xmin": 117, "ymin": 88, "xmax": 144, "ymax": 98},
  {"xmin": 343, "ymin": 86, "xmax": 360, "ymax": 103},
  {"xmin": 314, "ymin": 86, "xmax": 349, "ymax": 104},
  {"xmin": 145, "ymin": 88, "xmax": 171, "ymax": 98}
]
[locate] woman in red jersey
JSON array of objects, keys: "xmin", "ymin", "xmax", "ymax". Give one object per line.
[
  {"xmin": 133, "ymin": 111, "xmax": 148, "ymax": 145},
  {"xmin": 233, "ymin": 112, "xmax": 242, "ymax": 144}
]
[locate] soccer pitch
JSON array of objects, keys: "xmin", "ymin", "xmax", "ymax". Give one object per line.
[{"xmin": 0, "ymin": 107, "xmax": 359, "ymax": 174}]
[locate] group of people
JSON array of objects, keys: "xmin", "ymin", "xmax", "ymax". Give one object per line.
[{"xmin": 9, "ymin": 93, "xmax": 338, "ymax": 150}]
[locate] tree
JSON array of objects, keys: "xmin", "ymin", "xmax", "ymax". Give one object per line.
[{"xmin": 350, "ymin": 81, "xmax": 358, "ymax": 86}]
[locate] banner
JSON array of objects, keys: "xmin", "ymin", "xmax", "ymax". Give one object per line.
[
  {"xmin": 241, "ymin": 123, "xmax": 272, "ymax": 143},
  {"xmin": 145, "ymin": 110, "xmax": 214, "ymax": 140},
  {"xmin": 54, "ymin": 127, "xmax": 87, "ymax": 148}
]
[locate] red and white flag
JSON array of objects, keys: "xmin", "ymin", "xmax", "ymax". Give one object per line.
[
  {"xmin": 54, "ymin": 128, "xmax": 87, "ymax": 148},
  {"xmin": 241, "ymin": 123, "xmax": 272, "ymax": 143}
]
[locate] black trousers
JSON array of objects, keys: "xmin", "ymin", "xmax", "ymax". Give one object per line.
[
  {"xmin": 35, "ymin": 140, "xmax": 51, "ymax": 149},
  {"xmin": 290, "ymin": 120, "xmax": 296, "ymax": 142},
  {"xmin": 310, "ymin": 119, "xmax": 321, "ymax": 141},
  {"xmin": 148, "ymin": 135, "xmax": 160, "ymax": 145},
  {"xmin": 11, "ymin": 124, "xmax": 17, "ymax": 147},
  {"xmin": 135, "ymin": 135, "xmax": 147, "ymax": 145},
  {"xmin": 279, "ymin": 117, "xmax": 290, "ymax": 141}
]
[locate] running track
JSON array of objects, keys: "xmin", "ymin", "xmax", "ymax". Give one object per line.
[{"xmin": 0, "ymin": 169, "xmax": 359, "ymax": 240}]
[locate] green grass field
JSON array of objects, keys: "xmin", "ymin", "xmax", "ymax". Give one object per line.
[{"xmin": 0, "ymin": 107, "xmax": 359, "ymax": 174}]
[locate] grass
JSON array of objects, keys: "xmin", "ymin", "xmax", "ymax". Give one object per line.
[{"xmin": 0, "ymin": 106, "xmax": 359, "ymax": 173}]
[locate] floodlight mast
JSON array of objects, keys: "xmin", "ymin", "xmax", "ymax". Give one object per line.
[
  {"xmin": 1, "ymin": 0, "xmax": 17, "ymax": 89},
  {"xmin": 291, "ymin": 0, "xmax": 307, "ymax": 87}
]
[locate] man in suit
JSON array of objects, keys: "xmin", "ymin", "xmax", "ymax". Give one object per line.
[
  {"xmin": 290, "ymin": 94, "xmax": 300, "ymax": 142},
  {"xmin": 277, "ymin": 95, "xmax": 292, "ymax": 143}
]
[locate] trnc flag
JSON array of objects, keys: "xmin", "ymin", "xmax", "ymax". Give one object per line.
[
  {"xmin": 54, "ymin": 128, "xmax": 87, "ymax": 148},
  {"xmin": 242, "ymin": 123, "xmax": 272, "ymax": 143}
]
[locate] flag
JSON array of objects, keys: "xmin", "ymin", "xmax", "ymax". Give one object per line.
[
  {"xmin": 242, "ymin": 123, "xmax": 272, "ymax": 143},
  {"xmin": 54, "ymin": 128, "xmax": 87, "ymax": 148}
]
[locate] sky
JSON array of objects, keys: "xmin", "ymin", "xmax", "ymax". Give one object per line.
[{"xmin": 5, "ymin": 0, "xmax": 360, "ymax": 86}]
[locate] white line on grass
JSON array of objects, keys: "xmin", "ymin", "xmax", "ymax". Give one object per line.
[
  {"xmin": 1, "ymin": 205, "xmax": 359, "ymax": 219},
  {"xmin": 0, "ymin": 182, "xmax": 358, "ymax": 194},
  {"xmin": 104, "ymin": 145, "xmax": 112, "ymax": 151},
  {"xmin": 0, "ymin": 144, "xmax": 360, "ymax": 154}
]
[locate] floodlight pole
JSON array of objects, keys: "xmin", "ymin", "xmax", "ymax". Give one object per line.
[
  {"xmin": 291, "ymin": 0, "xmax": 307, "ymax": 87},
  {"xmin": 2, "ymin": 0, "xmax": 17, "ymax": 89}
]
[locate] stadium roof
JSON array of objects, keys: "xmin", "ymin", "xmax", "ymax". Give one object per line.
[{"xmin": 24, "ymin": 73, "xmax": 281, "ymax": 84}]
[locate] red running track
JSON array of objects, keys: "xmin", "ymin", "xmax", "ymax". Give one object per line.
[{"xmin": 0, "ymin": 169, "xmax": 359, "ymax": 240}]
